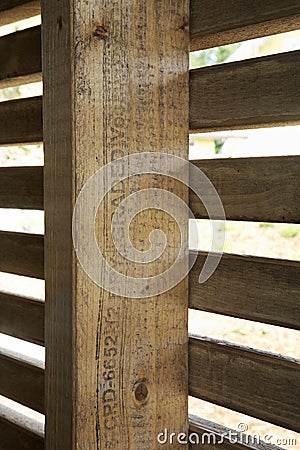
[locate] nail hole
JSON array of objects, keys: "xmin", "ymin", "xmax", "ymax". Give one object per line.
[{"xmin": 57, "ymin": 16, "xmax": 63, "ymax": 30}]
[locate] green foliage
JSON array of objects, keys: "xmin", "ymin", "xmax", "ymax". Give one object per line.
[
  {"xmin": 230, "ymin": 325, "xmax": 269, "ymax": 336},
  {"xmin": 190, "ymin": 43, "xmax": 241, "ymax": 69},
  {"xmin": 0, "ymin": 86, "xmax": 21, "ymax": 101},
  {"xmin": 231, "ymin": 328, "xmax": 248, "ymax": 336},
  {"xmin": 216, "ymin": 221, "xmax": 226, "ymax": 232},
  {"xmin": 190, "ymin": 44, "xmax": 241, "ymax": 154},
  {"xmin": 225, "ymin": 222, "xmax": 236, "ymax": 232},
  {"xmin": 259, "ymin": 223, "xmax": 275, "ymax": 228},
  {"xmin": 0, "ymin": 84, "xmax": 43, "ymax": 166},
  {"xmin": 281, "ymin": 226, "xmax": 299, "ymax": 238},
  {"xmin": 214, "ymin": 139, "xmax": 224, "ymax": 154}
]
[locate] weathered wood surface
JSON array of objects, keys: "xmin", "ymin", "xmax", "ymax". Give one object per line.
[
  {"xmin": 0, "ymin": 0, "xmax": 40, "ymax": 27},
  {"xmin": 189, "ymin": 416, "xmax": 283, "ymax": 449},
  {"xmin": 189, "ymin": 251, "xmax": 300, "ymax": 330},
  {"xmin": 0, "ymin": 166, "xmax": 43, "ymax": 209},
  {"xmin": 189, "ymin": 156, "xmax": 300, "ymax": 222},
  {"xmin": 190, "ymin": 0, "xmax": 300, "ymax": 50},
  {"xmin": 189, "ymin": 51, "xmax": 300, "ymax": 131},
  {"xmin": 0, "ymin": 96, "xmax": 42, "ymax": 145},
  {"xmin": 0, "ymin": 419, "xmax": 43, "ymax": 449},
  {"xmin": 0, "ymin": 232, "xmax": 44, "ymax": 279},
  {"xmin": 0, "ymin": 418, "xmax": 44, "ymax": 450},
  {"xmin": 189, "ymin": 335, "xmax": 300, "ymax": 432},
  {"xmin": 4, "ymin": 52, "xmax": 299, "ymax": 145},
  {"xmin": 0, "ymin": 401, "xmax": 44, "ymax": 450},
  {"xmin": 0, "ymin": 291, "xmax": 44, "ymax": 344},
  {"xmin": 0, "ymin": 349, "xmax": 44, "ymax": 413},
  {"xmin": 0, "ymin": 26, "xmax": 41, "ymax": 88},
  {"xmin": 42, "ymin": 1, "xmax": 189, "ymax": 449}
]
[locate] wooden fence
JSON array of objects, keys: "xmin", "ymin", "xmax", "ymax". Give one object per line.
[{"xmin": 0, "ymin": 1, "xmax": 299, "ymax": 449}]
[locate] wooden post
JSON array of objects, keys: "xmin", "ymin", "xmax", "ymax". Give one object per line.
[{"xmin": 42, "ymin": 1, "xmax": 189, "ymax": 448}]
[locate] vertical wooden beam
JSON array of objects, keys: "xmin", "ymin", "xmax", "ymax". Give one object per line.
[{"xmin": 42, "ymin": 1, "xmax": 189, "ymax": 448}]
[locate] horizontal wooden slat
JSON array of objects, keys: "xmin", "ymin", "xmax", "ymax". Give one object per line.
[
  {"xmin": 0, "ymin": 231, "xmax": 44, "ymax": 279},
  {"xmin": 189, "ymin": 156, "xmax": 300, "ymax": 222},
  {"xmin": 0, "ymin": 418, "xmax": 44, "ymax": 450},
  {"xmin": 0, "ymin": 96, "xmax": 42, "ymax": 145},
  {"xmin": 189, "ymin": 416, "xmax": 282, "ymax": 449},
  {"xmin": 189, "ymin": 251, "xmax": 300, "ymax": 330},
  {"xmin": 189, "ymin": 51, "xmax": 300, "ymax": 131},
  {"xmin": 0, "ymin": 350, "xmax": 44, "ymax": 413},
  {"xmin": 0, "ymin": 1, "xmax": 40, "ymax": 27},
  {"xmin": 0, "ymin": 26, "xmax": 41, "ymax": 88},
  {"xmin": 0, "ymin": 166, "xmax": 43, "ymax": 209},
  {"xmin": 0, "ymin": 402, "xmax": 44, "ymax": 450},
  {"xmin": 189, "ymin": 335, "xmax": 300, "ymax": 432},
  {"xmin": 0, "ymin": 291, "xmax": 44, "ymax": 344},
  {"xmin": 190, "ymin": 0, "xmax": 300, "ymax": 51},
  {"xmin": 5, "ymin": 53, "xmax": 300, "ymax": 144}
]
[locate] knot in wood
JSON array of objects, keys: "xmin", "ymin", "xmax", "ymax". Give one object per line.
[
  {"xmin": 134, "ymin": 381, "xmax": 149, "ymax": 404},
  {"xmin": 93, "ymin": 25, "xmax": 108, "ymax": 39}
]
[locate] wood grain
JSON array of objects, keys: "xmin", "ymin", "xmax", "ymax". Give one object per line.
[
  {"xmin": 190, "ymin": 0, "xmax": 300, "ymax": 51},
  {"xmin": 0, "ymin": 0, "xmax": 40, "ymax": 27},
  {"xmin": 0, "ymin": 26, "xmax": 41, "ymax": 88},
  {"xmin": 0, "ymin": 291, "xmax": 44, "ymax": 344},
  {"xmin": 0, "ymin": 96, "xmax": 42, "ymax": 145},
  {"xmin": 42, "ymin": 1, "xmax": 189, "ymax": 448},
  {"xmin": 0, "ymin": 418, "xmax": 44, "ymax": 450},
  {"xmin": 189, "ymin": 51, "xmax": 300, "ymax": 131},
  {"xmin": 189, "ymin": 416, "xmax": 282, "ymax": 449},
  {"xmin": 0, "ymin": 420, "xmax": 43, "ymax": 450},
  {"xmin": 0, "ymin": 231, "xmax": 44, "ymax": 279},
  {"xmin": 0, "ymin": 166, "xmax": 43, "ymax": 209},
  {"xmin": 0, "ymin": 401, "xmax": 44, "ymax": 450},
  {"xmin": 189, "ymin": 251, "xmax": 300, "ymax": 330},
  {"xmin": 189, "ymin": 335, "xmax": 300, "ymax": 432},
  {"xmin": 0, "ymin": 349, "xmax": 44, "ymax": 414},
  {"xmin": 189, "ymin": 156, "xmax": 300, "ymax": 222}
]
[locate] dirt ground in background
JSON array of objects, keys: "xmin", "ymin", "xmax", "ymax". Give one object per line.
[
  {"xmin": 189, "ymin": 222, "xmax": 300, "ymax": 450},
  {"xmin": 189, "ymin": 311, "xmax": 300, "ymax": 449},
  {"xmin": 190, "ymin": 221, "xmax": 300, "ymax": 261},
  {"xmin": 224, "ymin": 222, "xmax": 300, "ymax": 261},
  {"xmin": 189, "ymin": 396, "xmax": 300, "ymax": 449}
]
